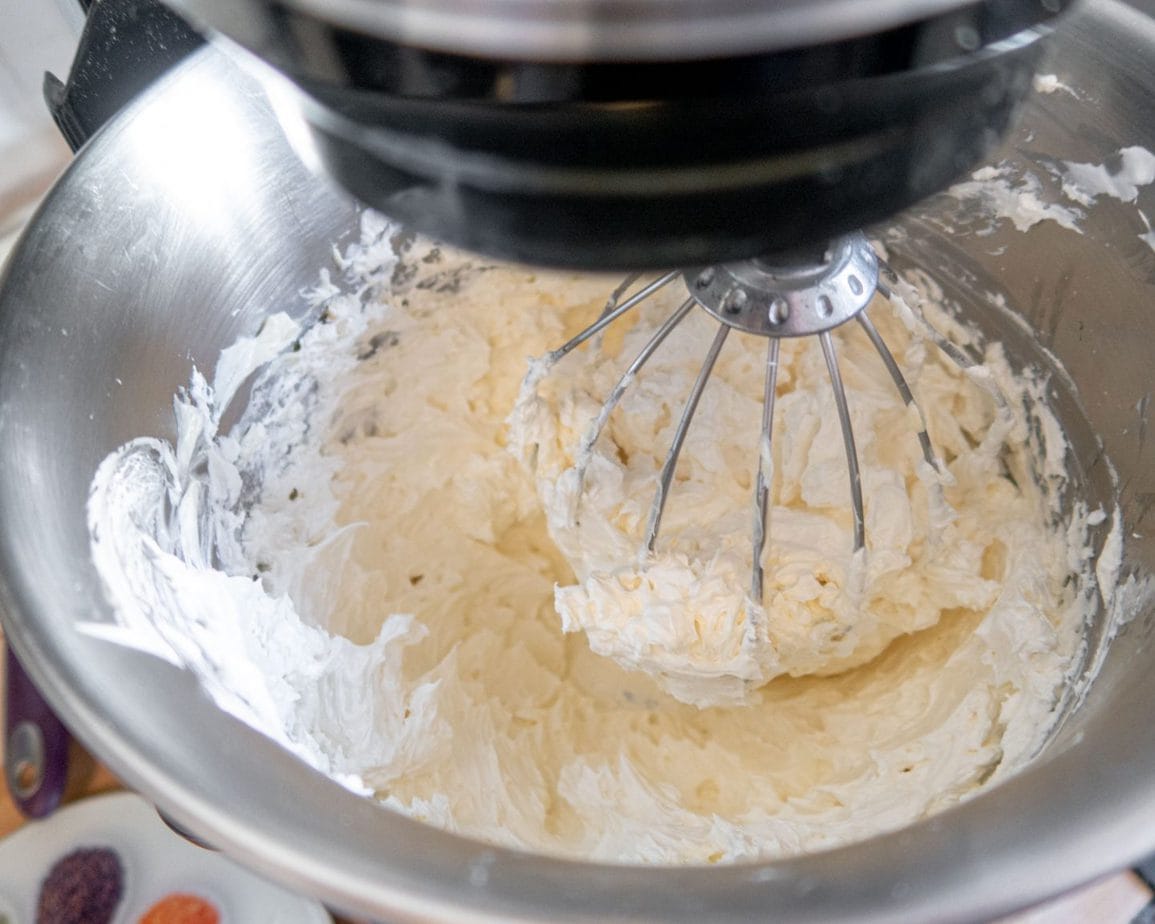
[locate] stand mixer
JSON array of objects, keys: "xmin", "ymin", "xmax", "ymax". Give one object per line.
[
  {"xmin": 4, "ymin": 0, "xmax": 1155, "ymax": 921},
  {"xmin": 163, "ymin": 0, "xmax": 1073, "ymax": 270}
]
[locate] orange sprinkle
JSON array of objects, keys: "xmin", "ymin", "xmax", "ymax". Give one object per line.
[{"xmin": 138, "ymin": 892, "xmax": 220, "ymax": 924}]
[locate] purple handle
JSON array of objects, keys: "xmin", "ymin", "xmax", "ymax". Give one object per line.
[{"xmin": 4, "ymin": 643, "xmax": 70, "ymax": 818}]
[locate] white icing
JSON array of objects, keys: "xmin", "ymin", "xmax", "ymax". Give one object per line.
[
  {"xmin": 1062, "ymin": 147, "xmax": 1155, "ymax": 207},
  {"xmin": 87, "ymin": 221, "xmax": 1111, "ymax": 865},
  {"xmin": 947, "ymin": 164, "xmax": 1083, "ymax": 234},
  {"xmin": 1032, "ymin": 74, "xmax": 1079, "ymax": 98},
  {"xmin": 1139, "ymin": 211, "xmax": 1155, "ymax": 255},
  {"xmin": 1097, "ymin": 513, "xmax": 1125, "ymax": 619},
  {"xmin": 945, "ymin": 146, "xmax": 1155, "ymax": 247}
]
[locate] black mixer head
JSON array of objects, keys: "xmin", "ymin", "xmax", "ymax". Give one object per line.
[{"xmin": 169, "ymin": 0, "xmax": 1074, "ymax": 269}]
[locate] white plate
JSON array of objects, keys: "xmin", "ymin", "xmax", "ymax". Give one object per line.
[{"xmin": 0, "ymin": 792, "xmax": 331, "ymax": 923}]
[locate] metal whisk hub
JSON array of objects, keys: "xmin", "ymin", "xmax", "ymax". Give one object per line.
[{"xmin": 685, "ymin": 232, "xmax": 879, "ymax": 338}]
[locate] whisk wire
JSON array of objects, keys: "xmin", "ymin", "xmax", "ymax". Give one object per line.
[
  {"xmin": 600, "ymin": 272, "xmax": 642, "ymax": 320},
  {"xmin": 644, "ymin": 322, "xmax": 731, "ymax": 553},
  {"xmin": 549, "ymin": 270, "xmax": 679, "ymax": 362},
  {"xmin": 751, "ymin": 338, "xmax": 781, "ymax": 601},
  {"xmin": 820, "ymin": 330, "xmax": 866, "ymax": 553},
  {"xmin": 574, "ymin": 297, "xmax": 697, "ymax": 503},
  {"xmin": 876, "ymin": 279, "xmax": 974, "ymax": 373},
  {"xmin": 855, "ymin": 312, "xmax": 940, "ymax": 473}
]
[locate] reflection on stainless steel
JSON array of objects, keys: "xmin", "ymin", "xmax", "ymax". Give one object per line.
[
  {"xmin": 170, "ymin": 0, "xmax": 1037, "ymax": 60},
  {"xmin": 0, "ymin": 1, "xmax": 1154, "ymax": 920}
]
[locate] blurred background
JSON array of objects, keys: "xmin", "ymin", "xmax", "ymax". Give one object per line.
[{"xmin": 0, "ymin": 0, "xmax": 80, "ymax": 226}]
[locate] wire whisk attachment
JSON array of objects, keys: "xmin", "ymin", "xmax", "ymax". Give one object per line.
[{"xmin": 546, "ymin": 232, "xmax": 943, "ymax": 602}]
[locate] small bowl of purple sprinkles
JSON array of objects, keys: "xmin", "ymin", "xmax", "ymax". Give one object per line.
[{"xmin": 36, "ymin": 845, "xmax": 124, "ymax": 924}]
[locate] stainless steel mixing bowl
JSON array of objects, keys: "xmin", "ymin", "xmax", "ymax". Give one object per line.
[{"xmin": 1, "ymin": 2, "xmax": 1155, "ymax": 920}]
